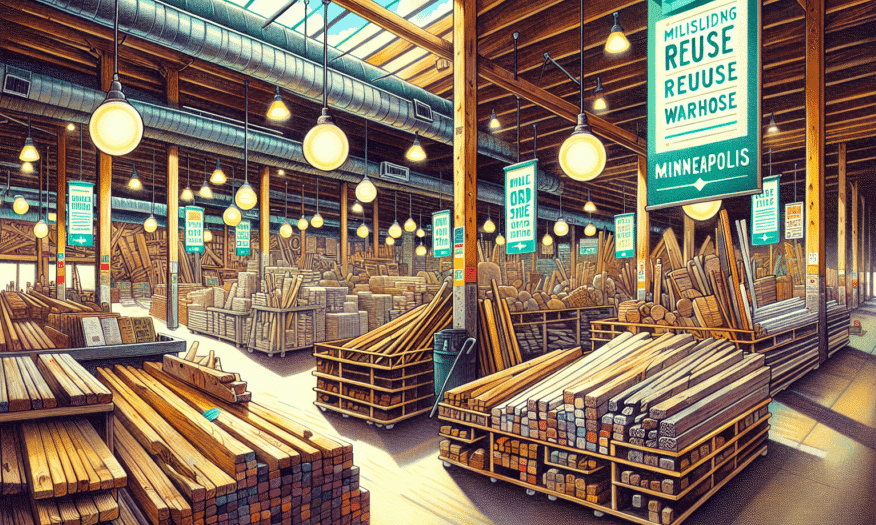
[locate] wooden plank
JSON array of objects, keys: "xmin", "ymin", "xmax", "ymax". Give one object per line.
[
  {"xmin": 91, "ymin": 491, "xmax": 120, "ymax": 522},
  {"xmin": 20, "ymin": 421, "xmax": 55, "ymax": 499},
  {"xmin": 73, "ymin": 419, "xmax": 127, "ymax": 489},
  {"xmin": 16, "ymin": 356, "xmax": 57, "ymax": 410},
  {"xmin": 54, "ymin": 355, "xmax": 112, "ymax": 405},
  {"xmin": 52, "ymin": 423, "xmax": 101, "ymax": 493},
  {"xmin": 64, "ymin": 421, "xmax": 114, "ymax": 491},
  {"xmin": 39, "ymin": 421, "xmax": 76, "ymax": 497},
  {"xmin": 36, "ymin": 355, "xmax": 85, "ymax": 406},
  {"xmin": 46, "ymin": 421, "xmax": 90, "ymax": 495},
  {"xmin": 113, "ymin": 425, "xmax": 175, "ymax": 525},
  {"xmin": 0, "ymin": 358, "xmax": 30, "ymax": 412},
  {"xmin": 0, "ymin": 424, "xmax": 25, "ymax": 495},
  {"xmin": 72, "ymin": 494, "xmax": 99, "ymax": 525},
  {"xmin": 55, "ymin": 497, "xmax": 80, "ymax": 525}
]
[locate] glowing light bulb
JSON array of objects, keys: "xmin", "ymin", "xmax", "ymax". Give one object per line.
[
  {"xmin": 351, "ymin": 201, "xmax": 364, "ymax": 214},
  {"xmin": 483, "ymin": 218, "xmax": 496, "ymax": 233},
  {"xmin": 542, "ymin": 233, "xmax": 554, "ymax": 246},
  {"xmin": 584, "ymin": 222, "xmax": 597, "ymax": 237},
  {"xmin": 356, "ymin": 223, "xmax": 369, "ymax": 238},
  {"xmin": 554, "ymin": 218, "xmax": 569, "ymax": 237},
  {"xmin": 33, "ymin": 220, "xmax": 48, "ymax": 239},
  {"xmin": 416, "ymin": 244, "xmax": 427, "ymax": 256},
  {"xmin": 144, "ymin": 214, "xmax": 158, "ymax": 233},
  {"xmin": 683, "ymin": 200, "xmax": 722, "ymax": 221},
  {"xmin": 210, "ymin": 159, "xmax": 226, "ymax": 185},
  {"xmin": 311, "ymin": 212, "xmax": 324, "ymax": 228},
  {"xmin": 416, "ymin": 228, "xmax": 425, "ymax": 238},
  {"xmin": 388, "ymin": 221, "xmax": 403, "ymax": 239},
  {"xmin": 235, "ymin": 182, "xmax": 257, "ymax": 210},
  {"xmin": 203, "ymin": 230, "xmax": 213, "ymax": 243},
  {"xmin": 355, "ymin": 176, "xmax": 377, "ymax": 203},
  {"xmin": 279, "ymin": 221, "xmax": 294, "ymax": 238},
  {"xmin": 404, "ymin": 217, "xmax": 417, "ymax": 232},
  {"xmin": 303, "ymin": 110, "xmax": 349, "ymax": 171},
  {"xmin": 13, "ymin": 195, "xmax": 29, "ymax": 215},
  {"xmin": 495, "ymin": 234, "xmax": 506, "ymax": 246},
  {"xmin": 298, "ymin": 216, "xmax": 309, "ymax": 231},
  {"xmin": 180, "ymin": 186, "xmax": 194, "ymax": 202},
  {"xmin": 223, "ymin": 204, "xmax": 242, "ymax": 226}
]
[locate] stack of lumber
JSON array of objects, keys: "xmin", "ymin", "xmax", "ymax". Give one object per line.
[
  {"xmin": 438, "ymin": 439, "xmax": 486, "ymax": 471},
  {"xmin": 0, "ymin": 291, "xmax": 65, "ymax": 351},
  {"xmin": 162, "ymin": 342, "xmax": 250, "ymax": 403},
  {"xmin": 247, "ymin": 273, "xmax": 310, "ymax": 354},
  {"xmin": 98, "ymin": 363, "xmax": 370, "ymax": 525},
  {"xmin": 826, "ymin": 300, "xmax": 850, "ymax": 358},
  {"xmin": 441, "ymin": 331, "xmax": 771, "ymax": 455},
  {"xmin": 150, "ymin": 283, "xmax": 204, "ymax": 325},
  {"xmin": 0, "ymin": 354, "xmax": 112, "ymax": 412},
  {"xmin": 19, "ymin": 418, "xmax": 126, "ymax": 523},
  {"xmin": 0, "ymin": 423, "xmax": 26, "ymax": 494},
  {"xmin": 477, "ymin": 279, "xmax": 523, "ymax": 376},
  {"xmin": 338, "ymin": 281, "xmax": 452, "ymax": 362}
]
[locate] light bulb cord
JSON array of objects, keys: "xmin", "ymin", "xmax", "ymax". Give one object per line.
[
  {"xmin": 151, "ymin": 151, "xmax": 155, "ymax": 214},
  {"xmin": 579, "ymin": 0, "xmax": 584, "ymax": 114},
  {"xmin": 322, "ymin": 0, "xmax": 330, "ymax": 110},
  {"xmin": 113, "ymin": 0, "xmax": 119, "ymax": 76},
  {"xmin": 284, "ymin": 180, "xmax": 289, "ymax": 218},
  {"xmin": 316, "ymin": 177, "xmax": 320, "ymax": 213},
  {"xmin": 244, "ymin": 79, "xmax": 249, "ymax": 183}
]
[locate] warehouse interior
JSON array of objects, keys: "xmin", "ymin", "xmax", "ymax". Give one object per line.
[{"xmin": 0, "ymin": 0, "xmax": 874, "ymax": 524}]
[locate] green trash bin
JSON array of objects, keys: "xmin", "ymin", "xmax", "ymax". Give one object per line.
[{"xmin": 433, "ymin": 329, "xmax": 477, "ymax": 396}]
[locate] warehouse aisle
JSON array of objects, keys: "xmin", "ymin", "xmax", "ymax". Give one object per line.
[{"xmin": 123, "ymin": 304, "xmax": 876, "ymax": 525}]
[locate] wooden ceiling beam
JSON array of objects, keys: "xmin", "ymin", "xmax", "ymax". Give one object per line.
[
  {"xmin": 477, "ymin": 0, "xmax": 567, "ymax": 40},
  {"xmin": 365, "ymin": 15, "xmax": 453, "ymax": 68}
]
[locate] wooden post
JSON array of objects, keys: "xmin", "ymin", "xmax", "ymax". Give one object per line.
[
  {"xmin": 56, "ymin": 128, "xmax": 67, "ymax": 300},
  {"xmin": 166, "ymin": 68, "xmax": 180, "ymax": 329},
  {"xmin": 570, "ymin": 224, "xmax": 577, "ymax": 287},
  {"xmin": 852, "ymin": 182, "xmax": 859, "ymax": 307},
  {"xmin": 804, "ymin": 0, "xmax": 826, "ymax": 361},
  {"xmin": 837, "ymin": 143, "xmax": 847, "ymax": 307},
  {"xmin": 453, "ymin": 0, "xmax": 478, "ymax": 337},
  {"xmin": 636, "ymin": 155, "xmax": 650, "ymax": 301},
  {"xmin": 340, "ymin": 183, "xmax": 349, "ymax": 276},
  {"xmin": 260, "ymin": 166, "xmax": 270, "ymax": 279},
  {"xmin": 223, "ymin": 225, "xmax": 229, "ymax": 269},
  {"xmin": 37, "ymin": 156, "xmax": 45, "ymax": 284},
  {"xmin": 372, "ymin": 197, "xmax": 379, "ymax": 255},
  {"xmin": 683, "ymin": 215, "xmax": 694, "ymax": 262},
  {"xmin": 96, "ymin": 54, "xmax": 113, "ymax": 311}
]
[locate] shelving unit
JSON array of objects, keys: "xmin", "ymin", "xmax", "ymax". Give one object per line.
[
  {"xmin": 188, "ymin": 307, "xmax": 251, "ymax": 347},
  {"xmin": 250, "ymin": 304, "xmax": 325, "ymax": 356},
  {"xmin": 437, "ymin": 399, "xmax": 771, "ymax": 525},
  {"xmin": 508, "ymin": 306, "xmax": 614, "ymax": 356},
  {"xmin": 313, "ymin": 341, "xmax": 434, "ymax": 428}
]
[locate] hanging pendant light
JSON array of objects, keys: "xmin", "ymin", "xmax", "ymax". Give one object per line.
[
  {"xmin": 385, "ymin": 236, "xmax": 395, "ymax": 246},
  {"xmin": 403, "ymin": 193, "xmax": 416, "ymax": 232},
  {"xmin": 495, "ymin": 233, "xmax": 506, "ymax": 246},
  {"xmin": 235, "ymin": 80, "xmax": 258, "ymax": 210},
  {"xmin": 199, "ymin": 159, "xmax": 214, "ymax": 199},
  {"xmin": 584, "ymin": 221, "xmax": 597, "ymax": 237},
  {"xmin": 20, "ymin": 162, "xmax": 34, "ymax": 174},
  {"xmin": 298, "ymin": 185, "xmax": 309, "ymax": 231},
  {"xmin": 560, "ymin": 0, "xmax": 606, "ymax": 182},
  {"xmin": 13, "ymin": 195, "xmax": 28, "ymax": 215},
  {"xmin": 405, "ymin": 133, "xmax": 426, "ymax": 162},
  {"xmin": 488, "ymin": 109, "xmax": 501, "ymax": 132},
  {"xmin": 210, "ymin": 158, "xmax": 226, "ymax": 185},
  {"xmin": 683, "ymin": 200, "xmax": 723, "ymax": 221},
  {"xmin": 128, "ymin": 163, "xmax": 142, "ymax": 190},
  {"xmin": 416, "ymin": 242, "xmax": 427, "ymax": 257},
  {"xmin": 223, "ymin": 166, "xmax": 243, "ymax": 227},
  {"xmin": 592, "ymin": 77, "xmax": 607, "ymax": 113},
  {"xmin": 33, "ymin": 146, "xmax": 48, "ymax": 239},
  {"xmin": 357, "ymin": 222, "xmax": 369, "ymax": 238},
  {"xmin": 388, "ymin": 192, "xmax": 402, "ymax": 238},
  {"xmin": 144, "ymin": 151, "xmax": 158, "ymax": 232},
  {"xmin": 279, "ymin": 180, "xmax": 293, "ymax": 238},
  {"xmin": 605, "ymin": 11, "xmax": 631, "ymax": 54},
  {"xmin": 303, "ymin": 0, "xmax": 349, "ymax": 171},
  {"xmin": 583, "ymin": 188, "xmax": 597, "ymax": 213},
  {"xmin": 542, "ymin": 232, "xmax": 554, "ymax": 246},
  {"xmin": 66, "ymin": 123, "xmax": 76, "ymax": 132},
  {"xmin": 20, "ymin": 117, "xmax": 40, "ymax": 162},
  {"xmin": 416, "ymin": 209, "xmax": 426, "ymax": 237},
  {"xmin": 352, "ymin": 201, "xmax": 364, "ymax": 215},
  {"xmin": 180, "ymin": 155, "xmax": 194, "ymax": 202},
  {"xmin": 355, "ymin": 121, "xmax": 377, "ymax": 202},
  {"xmin": 554, "ymin": 192, "xmax": 569, "ymax": 236},
  {"xmin": 89, "ymin": 0, "xmax": 143, "ymax": 156},
  {"xmin": 311, "ymin": 178, "xmax": 324, "ymax": 228},
  {"xmin": 767, "ymin": 113, "xmax": 779, "ymax": 134},
  {"xmin": 203, "ymin": 229, "xmax": 213, "ymax": 243},
  {"xmin": 266, "ymin": 86, "xmax": 291, "ymax": 122}
]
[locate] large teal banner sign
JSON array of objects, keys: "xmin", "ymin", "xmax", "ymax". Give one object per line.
[
  {"xmin": 504, "ymin": 159, "xmax": 537, "ymax": 255},
  {"xmin": 614, "ymin": 213, "xmax": 636, "ymax": 258},
  {"xmin": 67, "ymin": 181, "xmax": 94, "ymax": 247},
  {"xmin": 647, "ymin": 0, "xmax": 761, "ymax": 210},
  {"xmin": 236, "ymin": 221, "xmax": 251, "ymax": 256},
  {"xmin": 751, "ymin": 175, "xmax": 780, "ymax": 245},
  {"xmin": 432, "ymin": 210, "xmax": 451, "ymax": 258}
]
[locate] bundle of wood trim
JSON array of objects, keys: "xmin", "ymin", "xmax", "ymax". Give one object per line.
[
  {"xmin": 477, "ymin": 280, "xmax": 523, "ymax": 376},
  {"xmin": 0, "ymin": 292, "xmax": 58, "ymax": 352},
  {"xmin": 339, "ymin": 281, "xmax": 451, "ymax": 362},
  {"xmin": 98, "ymin": 363, "xmax": 370, "ymax": 525},
  {"xmin": 0, "ymin": 354, "xmax": 111, "ymax": 413},
  {"xmin": 442, "ymin": 331, "xmax": 770, "ymax": 455}
]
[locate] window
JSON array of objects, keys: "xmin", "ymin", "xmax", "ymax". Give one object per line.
[{"xmin": 0, "ymin": 262, "xmax": 36, "ymax": 291}]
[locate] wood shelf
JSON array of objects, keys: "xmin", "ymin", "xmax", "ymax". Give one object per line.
[
  {"xmin": 438, "ymin": 431, "xmax": 486, "ymax": 444},
  {"xmin": 0, "ymin": 402, "xmax": 113, "ymax": 424}
]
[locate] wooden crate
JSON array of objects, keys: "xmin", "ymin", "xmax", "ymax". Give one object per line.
[
  {"xmin": 437, "ymin": 400, "xmax": 771, "ymax": 525},
  {"xmin": 313, "ymin": 340, "xmax": 434, "ymax": 429}
]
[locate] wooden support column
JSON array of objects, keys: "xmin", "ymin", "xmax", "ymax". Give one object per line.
[
  {"xmin": 223, "ymin": 225, "xmax": 229, "ymax": 269},
  {"xmin": 683, "ymin": 215, "xmax": 695, "ymax": 262},
  {"xmin": 56, "ymin": 128, "xmax": 67, "ymax": 300},
  {"xmin": 452, "ymin": 0, "xmax": 477, "ymax": 336},
  {"xmin": 851, "ymin": 182, "xmax": 858, "ymax": 307},
  {"xmin": 37, "ymin": 156, "xmax": 45, "ymax": 284},
  {"xmin": 166, "ymin": 67, "xmax": 180, "ymax": 329},
  {"xmin": 372, "ymin": 197, "xmax": 379, "ymax": 254},
  {"xmin": 837, "ymin": 143, "xmax": 847, "ymax": 306},
  {"xmin": 636, "ymin": 156, "xmax": 650, "ymax": 300},
  {"xmin": 804, "ymin": 0, "xmax": 826, "ymax": 361},
  {"xmin": 570, "ymin": 225, "xmax": 577, "ymax": 287},
  {"xmin": 340, "ymin": 183, "xmax": 349, "ymax": 276},
  {"xmin": 96, "ymin": 54, "xmax": 113, "ymax": 311},
  {"xmin": 260, "ymin": 166, "xmax": 270, "ymax": 279}
]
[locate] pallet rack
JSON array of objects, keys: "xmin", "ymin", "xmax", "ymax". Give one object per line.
[
  {"xmin": 437, "ymin": 399, "xmax": 770, "ymax": 525},
  {"xmin": 249, "ymin": 304, "xmax": 324, "ymax": 357},
  {"xmin": 313, "ymin": 341, "xmax": 434, "ymax": 429},
  {"xmin": 509, "ymin": 306, "xmax": 615, "ymax": 356},
  {"xmin": 188, "ymin": 307, "xmax": 251, "ymax": 348}
]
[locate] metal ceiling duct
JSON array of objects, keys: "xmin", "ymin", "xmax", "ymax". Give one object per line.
[{"xmin": 31, "ymin": 0, "xmax": 516, "ymax": 163}]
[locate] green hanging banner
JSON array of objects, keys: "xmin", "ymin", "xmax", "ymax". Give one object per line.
[
  {"xmin": 184, "ymin": 206, "xmax": 205, "ymax": 253},
  {"xmin": 236, "ymin": 220, "xmax": 251, "ymax": 256},
  {"xmin": 751, "ymin": 175, "xmax": 780, "ymax": 245},
  {"xmin": 614, "ymin": 213, "xmax": 636, "ymax": 258},
  {"xmin": 647, "ymin": 0, "xmax": 762, "ymax": 210},
  {"xmin": 432, "ymin": 210, "xmax": 451, "ymax": 258},
  {"xmin": 504, "ymin": 159, "xmax": 538, "ymax": 255},
  {"xmin": 67, "ymin": 181, "xmax": 94, "ymax": 247}
]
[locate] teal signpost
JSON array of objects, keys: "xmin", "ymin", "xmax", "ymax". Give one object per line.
[
  {"xmin": 432, "ymin": 210, "xmax": 451, "ymax": 258},
  {"xmin": 236, "ymin": 220, "xmax": 251, "ymax": 256},
  {"xmin": 504, "ymin": 159, "xmax": 537, "ymax": 255},
  {"xmin": 580, "ymin": 238, "xmax": 599, "ymax": 256},
  {"xmin": 614, "ymin": 213, "xmax": 636, "ymax": 258},
  {"xmin": 647, "ymin": 0, "xmax": 761, "ymax": 210},
  {"xmin": 751, "ymin": 175, "xmax": 779, "ymax": 245},
  {"xmin": 67, "ymin": 181, "xmax": 94, "ymax": 247}
]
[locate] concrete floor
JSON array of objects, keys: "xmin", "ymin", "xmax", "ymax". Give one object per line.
[{"xmin": 119, "ymin": 301, "xmax": 876, "ymax": 525}]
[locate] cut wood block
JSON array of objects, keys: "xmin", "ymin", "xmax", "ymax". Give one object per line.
[{"xmin": 162, "ymin": 355, "xmax": 241, "ymax": 403}]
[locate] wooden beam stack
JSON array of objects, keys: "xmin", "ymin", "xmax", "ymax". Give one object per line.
[
  {"xmin": 0, "ymin": 354, "xmax": 110, "ymax": 413},
  {"xmin": 99, "ymin": 362, "xmax": 370, "ymax": 525}
]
